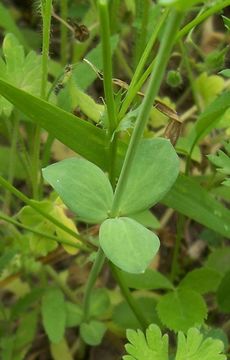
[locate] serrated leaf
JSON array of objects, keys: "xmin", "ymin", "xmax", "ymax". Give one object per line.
[
  {"xmin": 157, "ymin": 289, "xmax": 207, "ymax": 332},
  {"xmin": 123, "ymin": 324, "xmax": 168, "ymax": 360},
  {"xmin": 99, "ymin": 217, "xmax": 160, "ymax": 273},
  {"xmin": 175, "ymin": 328, "xmax": 226, "ymax": 360},
  {"xmin": 217, "ymin": 271, "xmax": 230, "ymax": 313},
  {"xmin": 41, "ymin": 288, "xmax": 66, "ymax": 344},
  {"xmin": 42, "ymin": 157, "xmax": 113, "ymax": 224},
  {"xmin": 118, "ymin": 139, "xmax": 179, "ymax": 216},
  {"xmin": 179, "ymin": 267, "xmax": 222, "ymax": 294},
  {"xmin": 118, "ymin": 268, "xmax": 174, "ymax": 290},
  {"xmin": 208, "ymin": 142, "xmax": 230, "ymax": 186},
  {"xmin": 80, "ymin": 320, "xmax": 106, "ymax": 346}
]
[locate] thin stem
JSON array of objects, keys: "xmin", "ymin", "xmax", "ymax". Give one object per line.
[
  {"xmin": 0, "ymin": 212, "xmax": 88, "ymax": 252},
  {"xmin": 0, "ymin": 175, "xmax": 91, "ymax": 249},
  {"xmin": 111, "ymin": 10, "xmax": 183, "ymax": 216},
  {"xmin": 176, "ymin": 0, "xmax": 230, "ymax": 41},
  {"xmin": 170, "ymin": 214, "xmax": 185, "ymax": 282},
  {"xmin": 110, "ymin": 264, "xmax": 148, "ymax": 329},
  {"xmin": 118, "ymin": 9, "xmax": 168, "ymax": 121},
  {"xmin": 83, "ymin": 248, "xmax": 105, "ymax": 321},
  {"xmin": 31, "ymin": 0, "xmax": 53, "ymax": 199},
  {"xmin": 45, "ymin": 265, "xmax": 78, "ymax": 303},
  {"xmin": 133, "ymin": 0, "xmax": 150, "ymax": 70},
  {"xmin": 3, "ymin": 112, "xmax": 19, "ymax": 212},
  {"xmin": 60, "ymin": 0, "xmax": 68, "ymax": 65},
  {"xmin": 98, "ymin": 0, "xmax": 118, "ymax": 186}
]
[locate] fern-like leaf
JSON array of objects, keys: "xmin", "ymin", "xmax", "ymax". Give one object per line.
[{"xmin": 208, "ymin": 142, "xmax": 230, "ymax": 186}]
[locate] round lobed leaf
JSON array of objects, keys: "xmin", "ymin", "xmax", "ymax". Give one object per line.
[{"xmin": 99, "ymin": 217, "xmax": 160, "ymax": 274}]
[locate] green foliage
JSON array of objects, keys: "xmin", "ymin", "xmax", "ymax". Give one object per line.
[
  {"xmin": 80, "ymin": 320, "xmax": 106, "ymax": 346},
  {"xmin": 166, "ymin": 70, "xmax": 182, "ymax": 87},
  {"xmin": 158, "ymin": 0, "xmax": 207, "ymax": 11},
  {"xmin": 65, "ymin": 302, "xmax": 83, "ymax": 328},
  {"xmin": 117, "ymin": 139, "xmax": 179, "ymax": 216},
  {"xmin": 205, "ymin": 248, "xmax": 230, "ymax": 274},
  {"xmin": 41, "ymin": 288, "xmax": 66, "ymax": 344},
  {"xmin": 123, "ymin": 325, "xmax": 226, "ymax": 360},
  {"xmin": 217, "ymin": 271, "xmax": 230, "ymax": 313},
  {"xmin": 157, "ymin": 288, "xmax": 207, "ymax": 332},
  {"xmin": 0, "ymin": 33, "xmax": 41, "ymax": 116},
  {"xmin": 179, "ymin": 267, "xmax": 222, "ymax": 294},
  {"xmin": 99, "ymin": 217, "xmax": 160, "ymax": 273},
  {"xmin": 43, "ymin": 157, "xmax": 113, "ymax": 224},
  {"xmin": 208, "ymin": 142, "xmax": 230, "ymax": 186}
]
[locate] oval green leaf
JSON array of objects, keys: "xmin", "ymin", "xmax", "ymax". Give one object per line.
[
  {"xmin": 99, "ymin": 217, "xmax": 160, "ymax": 274},
  {"xmin": 80, "ymin": 320, "xmax": 106, "ymax": 346},
  {"xmin": 118, "ymin": 139, "xmax": 179, "ymax": 216},
  {"xmin": 42, "ymin": 157, "xmax": 113, "ymax": 224}
]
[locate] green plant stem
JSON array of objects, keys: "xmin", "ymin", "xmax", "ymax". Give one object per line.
[
  {"xmin": 83, "ymin": 248, "xmax": 105, "ymax": 321},
  {"xmin": 110, "ymin": 264, "xmax": 148, "ymax": 329},
  {"xmin": 118, "ymin": 9, "xmax": 168, "ymax": 121},
  {"xmin": 60, "ymin": 0, "xmax": 68, "ymax": 65},
  {"xmin": 111, "ymin": 10, "xmax": 183, "ymax": 216},
  {"xmin": 98, "ymin": 0, "xmax": 118, "ymax": 186},
  {"xmin": 0, "ymin": 212, "xmax": 88, "ymax": 252},
  {"xmin": 133, "ymin": 0, "xmax": 150, "ymax": 70},
  {"xmin": 45, "ymin": 265, "xmax": 78, "ymax": 303},
  {"xmin": 176, "ymin": 0, "xmax": 230, "ymax": 41},
  {"xmin": 0, "ymin": 175, "xmax": 91, "ymax": 249},
  {"xmin": 3, "ymin": 112, "xmax": 19, "ymax": 212},
  {"xmin": 170, "ymin": 214, "xmax": 185, "ymax": 282},
  {"xmin": 31, "ymin": 0, "xmax": 52, "ymax": 199}
]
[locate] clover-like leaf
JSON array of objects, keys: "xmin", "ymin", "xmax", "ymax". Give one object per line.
[
  {"xmin": 0, "ymin": 33, "xmax": 41, "ymax": 116},
  {"xmin": 208, "ymin": 142, "xmax": 230, "ymax": 187},
  {"xmin": 42, "ymin": 157, "xmax": 113, "ymax": 224},
  {"xmin": 99, "ymin": 217, "xmax": 160, "ymax": 273},
  {"xmin": 118, "ymin": 138, "xmax": 179, "ymax": 216}
]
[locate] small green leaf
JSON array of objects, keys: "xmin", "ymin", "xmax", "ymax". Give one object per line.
[
  {"xmin": 89, "ymin": 288, "xmax": 111, "ymax": 318},
  {"xmin": 50, "ymin": 338, "xmax": 73, "ymax": 360},
  {"xmin": 99, "ymin": 217, "xmax": 160, "ymax": 273},
  {"xmin": 130, "ymin": 210, "xmax": 160, "ymax": 230},
  {"xmin": 208, "ymin": 142, "xmax": 230, "ymax": 186},
  {"xmin": 113, "ymin": 297, "xmax": 160, "ymax": 330},
  {"xmin": 217, "ymin": 271, "xmax": 230, "ymax": 313},
  {"xmin": 157, "ymin": 289, "xmax": 207, "ymax": 332},
  {"xmin": 123, "ymin": 324, "xmax": 168, "ymax": 360},
  {"xmin": 179, "ymin": 267, "xmax": 222, "ymax": 294},
  {"xmin": 175, "ymin": 328, "xmax": 226, "ymax": 360},
  {"xmin": 222, "ymin": 15, "xmax": 230, "ymax": 31},
  {"xmin": 118, "ymin": 268, "xmax": 174, "ymax": 290},
  {"xmin": 205, "ymin": 248, "xmax": 230, "ymax": 274},
  {"xmin": 80, "ymin": 320, "xmax": 106, "ymax": 346},
  {"xmin": 219, "ymin": 69, "xmax": 230, "ymax": 78},
  {"xmin": 42, "ymin": 157, "xmax": 113, "ymax": 224},
  {"xmin": 65, "ymin": 302, "xmax": 83, "ymax": 328},
  {"xmin": 118, "ymin": 139, "xmax": 179, "ymax": 216},
  {"xmin": 41, "ymin": 288, "xmax": 66, "ymax": 344}
]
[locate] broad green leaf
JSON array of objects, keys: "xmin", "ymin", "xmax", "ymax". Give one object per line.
[
  {"xmin": 118, "ymin": 139, "xmax": 179, "ymax": 216},
  {"xmin": 99, "ymin": 217, "xmax": 160, "ymax": 273},
  {"xmin": 156, "ymin": 289, "xmax": 207, "ymax": 332},
  {"xmin": 42, "ymin": 157, "xmax": 113, "ymax": 224},
  {"xmin": 205, "ymin": 248, "xmax": 230, "ymax": 274},
  {"xmin": 162, "ymin": 175, "xmax": 230, "ymax": 239},
  {"xmin": 217, "ymin": 271, "xmax": 230, "ymax": 313},
  {"xmin": 50, "ymin": 339, "xmax": 73, "ymax": 360},
  {"xmin": 41, "ymin": 288, "xmax": 66, "ymax": 344},
  {"xmin": 175, "ymin": 328, "xmax": 226, "ymax": 360},
  {"xmin": 14, "ymin": 312, "xmax": 38, "ymax": 356},
  {"xmin": 118, "ymin": 268, "xmax": 174, "ymax": 290},
  {"xmin": 123, "ymin": 324, "xmax": 168, "ymax": 360},
  {"xmin": 219, "ymin": 69, "xmax": 230, "ymax": 78},
  {"xmin": 179, "ymin": 267, "xmax": 222, "ymax": 294},
  {"xmin": 0, "ymin": 79, "xmax": 108, "ymax": 170},
  {"xmin": 80, "ymin": 320, "xmax": 106, "ymax": 346},
  {"xmin": 65, "ymin": 302, "xmax": 83, "ymax": 328},
  {"xmin": 113, "ymin": 297, "xmax": 160, "ymax": 330},
  {"xmin": 130, "ymin": 210, "xmax": 160, "ymax": 230},
  {"xmin": 0, "ymin": 33, "xmax": 41, "ymax": 116}
]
